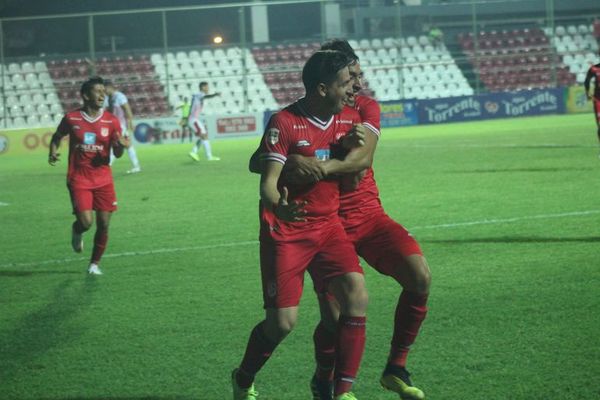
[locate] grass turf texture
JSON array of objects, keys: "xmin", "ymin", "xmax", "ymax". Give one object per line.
[{"xmin": 1, "ymin": 113, "xmax": 599, "ymax": 400}]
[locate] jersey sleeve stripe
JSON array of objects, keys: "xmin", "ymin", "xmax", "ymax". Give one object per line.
[
  {"xmin": 259, "ymin": 152, "xmax": 287, "ymax": 164},
  {"xmin": 363, "ymin": 122, "xmax": 380, "ymax": 137}
]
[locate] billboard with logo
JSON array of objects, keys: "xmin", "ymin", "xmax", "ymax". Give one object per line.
[
  {"xmin": 418, "ymin": 96, "xmax": 483, "ymax": 124},
  {"xmin": 0, "ymin": 127, "xmax": 57, "ymax": 156},
  {"xmin": 132, "ymin": 112, "xmax": 265, "ymax": 145},
  {"xmin": 380, "ymin": 100, "xmax": 419, "ymax": 127},
  {"xmin": 418, "ymin": 89, "xmax": 565, "ymax": 124},
  {"xmin": 566, "ymin": 86, "xmax": 593, "ymax": 114}
]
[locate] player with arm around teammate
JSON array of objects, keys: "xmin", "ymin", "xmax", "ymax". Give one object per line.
[
  {"xmin": 232, "ymin": 50, "xmax": 368, "ymax": 400},
  {"xmin": 584, "ymin": 50, "xmax": 600, "ymax": 157},
  {"xmin": 49, "ymin": 76, "xmax": 130, "ymax": 275},
  {"xmin": 250, "ymin": 39, "xmax": 431, "ymax": 400}
]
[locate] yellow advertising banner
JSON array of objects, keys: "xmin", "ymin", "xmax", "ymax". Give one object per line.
[
  {"xmin": 566, "ymin": 86, "xmax": 593, "ymax": 114},
  {"xmin": 0, "ymin": 126, "xmax": 58, "ymax": 156}
]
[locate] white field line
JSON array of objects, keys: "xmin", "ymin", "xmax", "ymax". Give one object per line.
[
  {"xmin": 2, "ymin": 210, "xmax": 599, "ymax": 269},
  {"xmin": 0, "ymin": 202, "xmax": 9, "ymax": 206}
]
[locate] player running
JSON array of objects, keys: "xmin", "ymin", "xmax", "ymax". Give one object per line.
[
  {"xmin": 188, "ymin": 81, "xmax": 221, "ymax": 161},
  {"xmin": 584, "ymin": 51, "xmax": 600, "ymax": 157},
  {"xmin": 232, "ymin": 50, "xmax": 368, "ymax": 400},
  {"xmin": 49, "ymin": 76, "xmax": 130, "ymax": 275}
]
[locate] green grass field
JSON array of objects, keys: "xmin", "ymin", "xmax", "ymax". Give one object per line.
[{"xmin": 1, "ymin": 113, "xmax": 600, "ymax": 400}]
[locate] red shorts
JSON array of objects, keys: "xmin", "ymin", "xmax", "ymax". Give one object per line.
[
  {"xmin": 594, "ymin": 98, "xmax": 600, "ymax": 126},
  {"xmin": 344, "ymin": 211, "xmax": 422, "ymax": 282},
  {"xmin": 260, "ymin": 213, "xmax": 362, "ymax": 309},
  {"xmin": 68, "ymin": 182, "xmax": 117, "ymax": 213}
]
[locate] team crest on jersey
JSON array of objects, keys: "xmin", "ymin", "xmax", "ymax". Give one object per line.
[
  {"xmin": 296, "ymin": 140, "xmax": 310, "ymax": 147},
  {"xmin": 100, "ymin": 127, "xmax": 109, "ymax": 137},
  {"xmin": 267, "ymin": 128, "xmax": 279, "ymax": 145},
  {"xmin": 83, "ymin": 132, "xmax": 97, "ymax": 145}
]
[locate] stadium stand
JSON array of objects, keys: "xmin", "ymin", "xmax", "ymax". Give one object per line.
[
  {"xmin": 48, "ymin": 55, "xmax": 169, "ymax": 118},
  {"xmin": 0, "ymin": 60, "xmax": 61, "ymax": 129},
  {"xmin": 251, "ymin": 42, "xmax": 320, "ymax": 106},
  {"xmin": 353, "ymin": 35, "xmax": 473, "ymax": 100},
  {"xmin": 458, "ymin": 27, "xmax": 576, "ymax": 91},
  {"xmin": 151, "ymin": 46, "xmax": 278, "ymax": 115},
  {"xmin": 549, "ymin": 23, "xmax": 599, "ymax": 83}
]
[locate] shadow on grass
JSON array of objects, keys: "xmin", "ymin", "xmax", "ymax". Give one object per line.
[
  {"xmin": 0, "ymin": 276, "xmax": 98, "ymax": 383},
  {"xmin": 449, "ymin": 167, "xmax": 593, "ymax": 174},
  {"xmin": 0, "ymin": 270, "xmax": 81, "ymax": 277},
  {"xmin": 426, "ymin": 236, "xmax": 600, "ymax": 244}
]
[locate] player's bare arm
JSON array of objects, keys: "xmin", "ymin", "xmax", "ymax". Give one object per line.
[
  {"xmin": 249, "ymin": 148, "xmax": 261, "ymax": 173},
  {"xmin": 123, "ymin": 103, "xmax": 134, "ymax": 133},
  {"xmin": 48, "ymin": 131, "xmax": 67, "ymax": 165},
  {"xmin": 282, "ymin": 154, "xmax": 327, "ymax": 185},
  {"xmin": 260, "ymin": 161, "xmax": 307, "ymax": 222},
  {"xmin": 322, "ymin": 123, "xmax": 377, "ymax": 176}
]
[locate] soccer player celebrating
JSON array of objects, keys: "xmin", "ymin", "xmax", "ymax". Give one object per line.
[
  {"xmin": 584, "ymin": 51, "xmax": 600, "ymax": 156},
  {"xmin": 49, "ymin": 76, "xmax": 129, "ymax": 275},
  {"xmin": 105, "ymin": 80, "xmax": 141, "ymax": 173},
  {"xmin": 252, "ymin": 39, "xmax": 431, "ymax": 400},
  {"xmin": 188, "ymin": 81, "xmax": 221, "ymax": 161},
  {"xmin": 232, "ymin": 50, "xmax": 369, "ymax": 400}
]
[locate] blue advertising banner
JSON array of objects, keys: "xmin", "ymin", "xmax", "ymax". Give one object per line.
[
  {"xmin": 380, "ymin": 100, "xmax": 419, "ymax": 127},
  {"xmin": 418, "ymin": 96, "xmax": 483, "ymax": 124},
  {"xmin": 489, "ymin": 88, "xmax": 565, "ymax": 118},
  {"xmin": 417, "ymin": 88, "xmax": 565, "ymax": 124}
]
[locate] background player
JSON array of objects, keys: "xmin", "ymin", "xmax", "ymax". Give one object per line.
[
  {"xmin": 232, "ymin": 50, "xmax": 368, "ymax": 400},
  {"xmin": 104, "ymin": 80, "xmax": 142, "ymax": 173},
  {"xmin": 48, "ymin": 76, "xmax": 129, "ymax": 275},
  {"xmin": 188, "ymin": 81, "xmax": 221, "ymax": 161},
  {"xmin": 584, "ymin": 50, "xmax": 600, "ymax": 156},
  {"xmin": 176, "ymin": 96, "xmax": 193, "ymax": 143}
]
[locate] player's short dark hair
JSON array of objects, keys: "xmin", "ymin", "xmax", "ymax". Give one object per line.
[
  {"xmin": 80, "ymin": 76, "xmax": 105, "ymax": 97},
  {"xmin": 104, "ymin": 79, "xmax": 115, "ymax": 87},
  {"xmin": 199, "ymin": 81, "xmax": 208, "ymax": 88},
  {"xmin": 320, "ymin": 38, "xmax": 359, "ymax": 62},
  {"xmin": 302, "ymin": 50, "xmax": 352, "ymax": 92}
]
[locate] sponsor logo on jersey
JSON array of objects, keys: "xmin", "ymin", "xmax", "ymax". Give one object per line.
[
  {"xmin": 83, "ymin": 132, "xmax": 97, "ymax": 145},
  {"xmin": 293, "ymin": 124, "xmax": 307, "ymax": 129},
  {"xmin": 267, "ymin": 128, "xmax": 279, "ymax": 145},
  {"xmin": 73, "ymin": 125, "xmax": 80, "ymax": 130},
  {"xmin": 314, "ymin": 148, "xmax": 331, "ymax": 161},
  {"xmin": 101, "ymin": 127, "xmax": 109, "ymax": 137},
  {"xmin": 337, "ymin": 119, "xmax": 353, "ymax": 124},
  {"xmin": 296, "ymin": 140, "xmax": 310, "ymax": 147}
]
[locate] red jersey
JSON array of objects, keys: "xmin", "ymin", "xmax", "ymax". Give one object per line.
[
  {"xmin": 339, "ymin": 95, "xmax": 383, "ymax": 221},
  {"xmin": 57, "ymin": 109, "xmax": 122, "ymax": 189},
  {"xmin": 585, "ymin": 64, "xmax": 600, "ymax": 101},
  {"xmin": 259, "ymin": 100, "xmax": 361, "ymax": 223}
]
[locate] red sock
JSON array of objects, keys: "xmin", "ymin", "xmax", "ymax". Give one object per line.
[
  {"xmin": 388, "ymin": 291, "xmax": 428, "ymax": 368},
  {"xmin": 334, "ymin": 315, "xmax": 366, "ymax": 396},
  {"xmin": 237, "ymin": 322, "xmax": 278, "ymax": 388},
  {"xmin": 313, "ymin": 321, "xmax": 336, "ymax": 381},
  {"xmin": 90, "ymin": 229, "xmax": 108, "ymax": 264}
]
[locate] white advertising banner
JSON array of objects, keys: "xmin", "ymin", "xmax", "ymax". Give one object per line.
[{"xmin": 131, "ymin": 112, "xmax": 265, "ymax": 145}]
